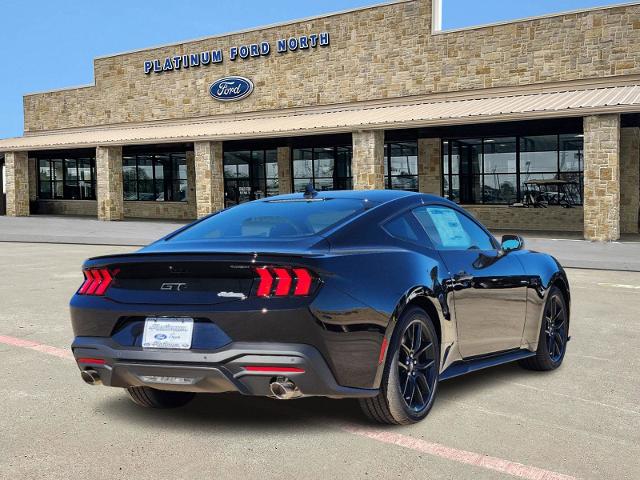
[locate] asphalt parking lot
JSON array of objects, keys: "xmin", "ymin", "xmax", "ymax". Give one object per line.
[{"xmin": 1, "ymin": 242, "xmax": 639, "ymax": 480}]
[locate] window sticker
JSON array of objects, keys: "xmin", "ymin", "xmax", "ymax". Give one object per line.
[{"xmin": 427, "ymin": 207, "xmax": 470, "ymax": 248}]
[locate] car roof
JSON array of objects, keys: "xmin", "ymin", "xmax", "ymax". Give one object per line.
[{"xmin": 261, "ymin": 190, "xmax": 448, "ymax": 205}]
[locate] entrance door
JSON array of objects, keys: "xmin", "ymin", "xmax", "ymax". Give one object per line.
[
  {"xmin": 413, "ymin": 204, "xmax": 528, "ymax": 358},
  {"xmin": 0, "ymin": 156, "xmax": 6, "ymax": 215}
]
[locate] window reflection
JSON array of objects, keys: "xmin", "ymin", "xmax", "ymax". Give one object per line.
[
  {"xmin": 292, "ymin": 146, "xmax": 352, "ymax": 192},
  {"xmin": 442, "ymin": 134, "xmax": 584, "ymax": 205},
  {"xmin": 223, "ymin": 149, "xmax": 278, "ymax": 207},
  {"xmin": 37, "ymin": 154, "xmax": 96, "ymax": 200}
]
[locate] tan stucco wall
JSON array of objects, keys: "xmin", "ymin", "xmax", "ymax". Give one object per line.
[{"xmin": 23, "ymin": 0, "xmax": 640, "ymax": 132}]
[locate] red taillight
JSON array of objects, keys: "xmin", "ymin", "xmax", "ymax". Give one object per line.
[
  {"xmin": 253, "ymin": 266, "xmax": 315, "ymax": 298},
  {"xmin": 255, "ymin": 267, "xmax": 274, "ymax": 297},
  {"xmin": 77, "ymin": 268, "xmax": 114, "ymax": 296},
  {"xmin": 273, "ymin": 268, "xmax": 292, "ymax": 296},
  {"xmin": 293, "ymin": 268, "xmax": 312, "ymax": 296}
]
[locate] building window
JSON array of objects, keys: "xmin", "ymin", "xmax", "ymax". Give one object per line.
[
  {"xmin": 442, "ymin": 134, "xmax": 583, "ymax": 205},
  {"xmin": 123, "ymin": 152, "xmax": 188, "ymax": 202},
  {"xmin": 292, "ymin": 146, "xmax": 352, "ymax": 192},
  {"xmin": 385, "ymin": 141, "xmax": 419, "ymax": 191},
  {"xmin": 38, "ymin": 155, "xmax": 96, "ymax": 200},
  {"xmin": 223, "ymin": 149, "xmax": 278, "ymax": 207}
]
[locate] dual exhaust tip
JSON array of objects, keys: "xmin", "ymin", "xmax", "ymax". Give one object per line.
[
  {"xmin": 269, "ymin": 378, "xmax": 302, "ymax": 400},
  {"xmin": 81, "ymin": 369, "xmax": 102, "ymax": 386}
]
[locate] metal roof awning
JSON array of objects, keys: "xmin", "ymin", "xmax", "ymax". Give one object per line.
[{"xmin": 2, "ymin": 84, "xmax": 640, "ymax": 152}]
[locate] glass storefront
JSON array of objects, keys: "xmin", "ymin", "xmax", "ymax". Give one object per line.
[
  {"xmin": 123, "ymin": 151, "xmax": 188, "ymax": 202},
  {"xmin": 442, "ymin": 133, "xmax": 584, "ymax": 205},
  {"xmin": 292, "ymin": 146, "xmax": 352, "ymax": 192},
  {"xmin": 385, "ymin": 141, "xmax": 418, "ymax": 191},
  {"xmin": 37, "ymin": 152, "xmax": 96, "ymax": 200},
  {"xmin": 223, "ymin": 149, "xmax": 278, "ymax": 207}
]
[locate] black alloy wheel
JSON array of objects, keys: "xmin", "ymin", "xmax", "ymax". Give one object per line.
[
  {"xmin": 545, "ymin": 294, "xmax": 567, "ymax": 363},
  {"xmin": 520, "ymin": 286, "xmax": 569, "ymax": 371},
  {"xmin": 360, "ymin": 306, "xmax": 440, "ymax": 425},
  {"xmin": 397, "ymin": 320, "xmax": 438, "ymax": 413}
]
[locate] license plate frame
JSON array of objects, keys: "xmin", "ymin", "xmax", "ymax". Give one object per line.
[{"xmin": 142, "ymin": 317, "xmax": 194, "ymax": 350}]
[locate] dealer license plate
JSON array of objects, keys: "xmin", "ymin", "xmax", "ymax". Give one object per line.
[{"xmin": 142, "ymin": 317, "xmax": 194, "ymax": 350}]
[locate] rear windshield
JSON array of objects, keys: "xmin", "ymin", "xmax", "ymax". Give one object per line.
[{"xmin": 169, "ymin": 199, "xmax": 367, "ymax": 241}]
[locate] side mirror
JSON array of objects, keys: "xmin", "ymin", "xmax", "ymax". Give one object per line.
[{"xmin": 501, "ymin": 234, "xmax": 524, "ymax": 252}]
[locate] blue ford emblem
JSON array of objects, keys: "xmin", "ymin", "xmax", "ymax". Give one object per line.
[
  {"xmin": 209, "ymin": 76, "xmax": 254, "ymax": 102},
  {"xmin": 154, "ymin": 334, "xmax": 167, "ymax": 341}
]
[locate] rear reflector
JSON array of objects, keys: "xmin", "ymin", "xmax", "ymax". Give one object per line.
[
  {"xmin": 77, "ymin": 357, "xmax": 106, "ymax": 365},
  {"xmin": 78, "ymin": 268, "xmax": 115, "ymax": 296},
  {"xmin": 378, "ymin": 337, "xmax": 389, "ymax": 365},
  {"xmin": 254, "ymin": 266, "xmax": 314, "ymax": 298},
  {"xmin": 244, "ymin": 366, "xmax": 305, "ymax": 373}
]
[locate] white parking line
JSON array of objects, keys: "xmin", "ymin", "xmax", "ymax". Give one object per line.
[
  {"xmin": 597, "ymin": 282, "xmax": 640, "ymax": 289},
  {"xmin": 343, "ymin": 425, "xmax": 578, "ymax": 480}
]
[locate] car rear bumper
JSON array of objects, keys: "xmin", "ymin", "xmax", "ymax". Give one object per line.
[{"xmin": 72, "ymin": 337, "xmax": 378, "ymax": 399}]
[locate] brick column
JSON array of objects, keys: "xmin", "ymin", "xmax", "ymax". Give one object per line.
[
  {"xmin": 583, "ymin": 114, "xmax": 621, "ymax": 241},
  {"xmin": 96, "ymin": 146, "xmax": 124, "ymax": 221},
  {"xmin": 5, "ymin": 151, "xmax": 30, "ymax": 217},
  {"xmin": 194, "ymin": 141, "xmax": 224, "ymax": 218},
  {"xmin": 352, "ymin": 130, "xmax": 385, "ymax": 190},
  {"xmin": 185, "ymin": 150, "xmax": 197, "ymax": 218},
  {"xmin": 418, "ymin": 138, "xmax": 441, "ymax": 195},
  {"xmin": 277, "ymin": 146, "xmax": 292, "ymax": 194},
  {"xmin": 620, "ymin": 127, "xmax": 640, "ymax": 234}
]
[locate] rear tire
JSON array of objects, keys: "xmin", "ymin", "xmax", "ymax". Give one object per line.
[
  {"xmin": 359, "ymin": 306, "xmax": 440, "ymax": 425},
  {"xmin": 126, "ymin": 386, "xmax": 195, "ymax": 409},
  {"xmin": 519, "ymin": 286, "xmax": 568, "ymax": 371}
]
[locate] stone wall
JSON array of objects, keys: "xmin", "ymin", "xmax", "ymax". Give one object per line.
[
  {"xmin": 194, "ymin": 141, "xmax": 224, "ymax": 217},
  {"xmin": 418, "ymin": 138, "xmax": 441, "ymax": 194},
  {"xmin": 277, "ymin": 147, "xmax": 292, "ymax": 195},
  {"xmin": 124, "ymin": 201, "xmax": 195, "ymax": 220},
  {"xmin": 353, "ymin": 130, "xmax": 385, "ymax": 190},
  {"xmin": 5, "ymin": 152, "xmax": 30, "ymax": 216},
  {"xmin": 583, "ymin": 114, "xmax": 621, "ymax": 241},
  {"xmin": 23, "ymin": 1, "xmax": 640, "ymax": 132},
  {"xmin": 36, "ymin": 200, "xmax": 97, "ymax": 216},
  {"xmin": 465, "ymin": 205, "xmax": 584, "ymax": 232},
  {"xmin": 620, "ymin": 127, "xmax": 640, "ymax": 234},
  {"xmin": 96, "ymin": 146, "xmax": 124, "ymax": 221}
]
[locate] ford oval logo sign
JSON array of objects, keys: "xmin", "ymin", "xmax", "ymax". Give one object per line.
[{"xmin": 209, "ymin": 76, "xmax": 254, "ymax": 102}]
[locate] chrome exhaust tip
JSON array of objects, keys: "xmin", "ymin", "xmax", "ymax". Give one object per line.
[
  {"xmin": 81, "ymin": 369, "xmax": 102, "ymax": 386},
  {"xmin": 270, "ymin": 378, "xmax": 302, "ymax": 400}
]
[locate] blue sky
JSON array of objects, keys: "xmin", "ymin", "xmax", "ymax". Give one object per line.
[{"xmin": 0, "ymin": 0, "xmax": 626, "ymax": 138}]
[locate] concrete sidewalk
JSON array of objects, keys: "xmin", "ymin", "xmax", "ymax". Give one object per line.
[{"xmin": 1, "ymin": 215, "xmax": 639, "ymax": 271}]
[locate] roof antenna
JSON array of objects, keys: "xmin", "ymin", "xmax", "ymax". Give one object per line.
[{"xmin": 303, "ymin": 182, "xmax": 318, "ymax": 199}]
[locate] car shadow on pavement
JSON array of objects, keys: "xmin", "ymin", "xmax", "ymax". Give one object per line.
[{"xmin": 97, "ymin": 361, "xmax": 549, "ymax": 430}]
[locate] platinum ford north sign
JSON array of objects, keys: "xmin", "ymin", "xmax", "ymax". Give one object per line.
[
  {"xmin": 209, "ymin": 77, "xmax": 254, "ymax": 102},
  {"xmin": 144, "ymin": 32, "xmax": 330, "ymax": 75}
]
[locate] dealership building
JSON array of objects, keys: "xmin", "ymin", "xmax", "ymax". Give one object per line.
[{"xmin": 1, "ymin": 0, "xmax": 640, "ymax": 241}]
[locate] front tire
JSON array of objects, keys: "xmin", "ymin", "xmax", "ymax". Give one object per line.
[
  {"xmin": 360, "ymin": 306, "xmax": 440, "ymax": 425},
  {"xmin": 519, "ymin": 286, "xmax": 568, "ymax": 371},
  {"xmin": 126, "ymin": 386, "xmax": 195, "ymax": 409}
]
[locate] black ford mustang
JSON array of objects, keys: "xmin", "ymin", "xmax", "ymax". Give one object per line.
[{"xmin": 70, "ymin": 190, "xmax": 570, "ymax": 425}]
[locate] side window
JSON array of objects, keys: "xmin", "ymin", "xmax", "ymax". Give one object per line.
[
  {"xmin": 383, "ymin": 213, "xmax": 420, "ymax": 243},
  {"xmin": 413, "ymin": 206, "xmax": 495, "ymax": 251}
]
